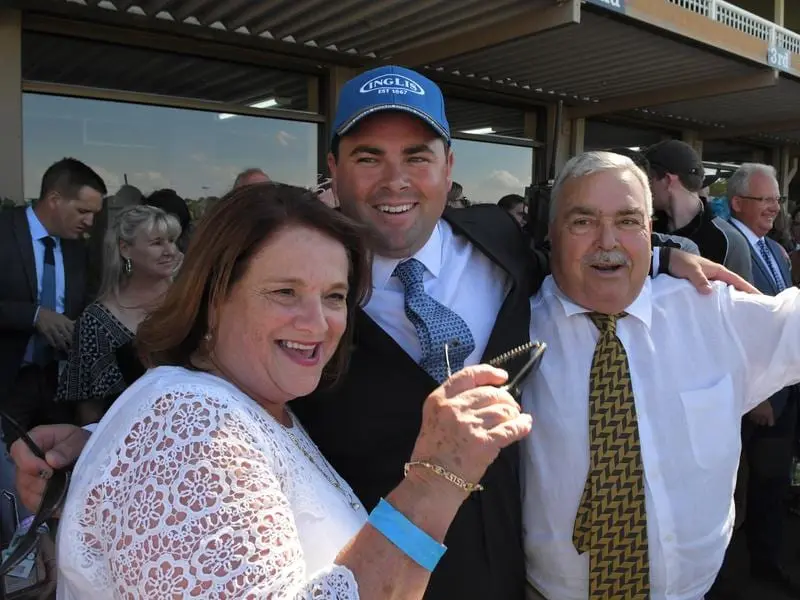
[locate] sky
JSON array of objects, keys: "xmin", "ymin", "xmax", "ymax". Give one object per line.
[{"xmin": 23, "ymin": 94, "xmax": 532, "ymax": 203}]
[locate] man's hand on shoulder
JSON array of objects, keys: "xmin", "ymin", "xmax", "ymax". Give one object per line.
[
  {"xmin": 747, "ymin": 400, "xmax": 775, "ymax": 427},
  {"xmin": 665, "ymin": 250, "xmax": 760, "ymax": 295}
]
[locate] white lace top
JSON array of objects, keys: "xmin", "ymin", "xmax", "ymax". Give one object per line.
[{"xmin": 57, "ymin": 366, "xmax": 367, "ymax": 600}]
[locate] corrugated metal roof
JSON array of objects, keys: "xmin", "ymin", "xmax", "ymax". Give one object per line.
[
  {"xmin": 45, "ymin": 0, "xmax": 544, "ymax": 57},
  {"xmin": 35, "ymin": 0, "xmax": 771, "ymax": 102},
  {"xmin": 29, "ymin": 0, "xmax": 800, "ymax": 144},
  {"xmin": 639, "ymin": 77, "xmax": 800, "ymax": 130},
  {"xmin": 427, "ymin": 11, "xmax": 763, "ymax": 102}
]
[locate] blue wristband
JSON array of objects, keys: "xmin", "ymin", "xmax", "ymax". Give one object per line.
[{"xmin": 367, "ymin": 498, "xmax": 447, "ymax": 571}]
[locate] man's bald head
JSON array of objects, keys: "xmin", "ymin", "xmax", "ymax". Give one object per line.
[{"xmin": 233, "ymin": 168, "xmax": 270, "ymax": 189}]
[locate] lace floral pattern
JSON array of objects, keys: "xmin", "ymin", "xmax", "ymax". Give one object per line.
[{"xmin": 58, "ymin": 369, "xmax": 361, "ymax": 599}]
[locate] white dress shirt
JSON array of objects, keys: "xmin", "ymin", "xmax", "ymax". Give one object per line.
[
  {"xmin": 364, "ymin": 220, "xmax": 509, "ymax": 365},
  {"xmin": 522, "ymin": 275, "xmax": 800, "ymax": 600}
]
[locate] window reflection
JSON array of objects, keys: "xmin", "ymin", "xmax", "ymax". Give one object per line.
[
  {"xmin": 23, "ymin": 94, "xmax": 318, "ymax": 202},
  {"xmin": 446, "ymin": 98, "xmax": 526, "ymax": 137},
  {"xmin": 23, "ymin": 33, "xmax": 313, "ymax": 111},
  {"xmin": 451, "ymin": 138, "xmax": 533, "ymax": 205}
]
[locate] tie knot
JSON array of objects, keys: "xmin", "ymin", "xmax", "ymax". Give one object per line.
[
  {"xmin": 589, "ymin": 312, "xmax": 626, "ymax": 333},
  {"xmin": 758, "ymin": 238, "xmax": 768, "ymax": 251},
  {"xmin": 41, "ymin": 236, "xmax": 55, "ymax": 250},
  {"xmin": 393, "ymin": 258, "xmax": 426, "ymax": 289}
]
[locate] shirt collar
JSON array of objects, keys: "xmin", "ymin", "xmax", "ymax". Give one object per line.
[
  {"xmin": 25, "ymin": 205, "xmax": 60, "ymax": 247},
  {"xmin": 730, "ymin": 217, "xmax": 762, "ymax": 244},
  {"xmin": 372, "ymin": 221, "xmax": 443, "ymax": 289},
  {"xmin": 545, "ymin": 275, "xmax": 653, "ymax": 330}
]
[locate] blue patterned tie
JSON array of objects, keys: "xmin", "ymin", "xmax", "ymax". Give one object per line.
[
  {"xmin": 34, "ymin": 236, "xmax": 57, "ymax": 365},
  {"xmin": 394, "ymin": 258, "xmax": 475, "ymax": 383},
  {"xmin": 758, "ymin": 239, "xmax": 786, "ymax": 292}
]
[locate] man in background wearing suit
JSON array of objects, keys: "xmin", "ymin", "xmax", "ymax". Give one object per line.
[
  {"xmin": 728, "ymin": 162, "xmax": 800, "ymax": 595},
  {"xmin": 0, "ymin": 158, "xmax": 105, "ymax": 450}
]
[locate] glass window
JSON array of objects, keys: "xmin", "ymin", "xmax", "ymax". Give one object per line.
[
  {"xmin": 22, "ymin": 33, "xmax": 315, "ymax": 111},
  {"xmin": 446, "ymin": 98, "xmax": 526, "ymax": 137},
  {"xmin": 23, "ymin": 93, "xmax": 318, "ymax": 202},
  {"xmin": 451, "ymin": 138, "xmax": 533, "ymax": 205},
  {"xmin": 584, "ymin": 120, "xmax": 675, "ymax": 151}
]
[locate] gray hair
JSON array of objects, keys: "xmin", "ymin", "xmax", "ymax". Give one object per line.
[
  {"xmin": 726, "ymin": 163, "xmax": 777, "ymax": 200},
  {"xmin": 233, "ymin": 168, "xmax": 269, "ymax": 189},
  {"xmin": 550, "ymin": 151, "xmax": 652, "ymax": 223},
  {"xmin": 99, "ymin": 205, "xmax": 181, "ymax": 299}
]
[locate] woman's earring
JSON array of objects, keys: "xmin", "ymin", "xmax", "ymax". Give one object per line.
[{"xmin": 123, "ymin": 257, "xmax": 133, "ymax": 276}]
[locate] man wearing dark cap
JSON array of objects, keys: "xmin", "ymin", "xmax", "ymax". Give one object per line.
[{"xmin": 645, "ymin": 139, "xmax": 752, "ymax": 279}]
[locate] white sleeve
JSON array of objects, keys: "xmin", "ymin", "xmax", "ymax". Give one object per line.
[
  {"xmin": 70, "ymin": 386, "xmax": 360, "ymax": 599},
  {"xmin": 720, "ymin": 286, "xmax": 800, "ymax": 412},
  {"xmin": 651, "ymin": 248, "xmax": 660, "ymax": 277}
]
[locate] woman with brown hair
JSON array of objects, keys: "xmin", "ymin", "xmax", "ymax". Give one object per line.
[{"xmin": 56, "ymin": 183, "xmax": 531, "ymax": 599}]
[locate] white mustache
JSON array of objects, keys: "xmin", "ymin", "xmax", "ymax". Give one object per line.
[{"xmin": 583, "ymin": 250, "xmax": 630, "ymax": 268}]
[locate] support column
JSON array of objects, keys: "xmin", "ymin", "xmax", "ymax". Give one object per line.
[
  {"xmin": 321, "ymin": 66, "xmax": 356, "ymax": 175},
  {"xmin": 778, "ymin": 144, "xmax": 796, "ymax": 197},
  {"xmin": 775, "ymin": 0, "xmax": 785, "ymax": 26},
  {"xmin": 570, "ymin": 117, "xmax": 586, "ymax": 156},
  {"xmin": 306, "ymin": 76, "xmax": 320, "ymax": 113},
  {"xmin": 681, "ymin": 129, "xmax": 703, "ymax": 159},
  {"xmin": 524, "ymin": 110, "xmax": 539, "ymax": 183},
  {"xmin": 0, "ymin": 9, "xmax": 22, "ymax": 204},
  {"xmin": 325, "ymin": 66, "xmax": 355, "ymax": 123},
  {"xmin": 545, "ymin": 103, "xmax": 573, "ymax": 178}
]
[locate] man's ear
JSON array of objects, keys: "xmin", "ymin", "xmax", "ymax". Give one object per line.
[
  {"xmin": 41, "ymin": 190, "xmax": 60, "ymax": 208},
  {"xmin": 326, "ymin": 153, "xmax": 338, "ymax": 195},
  {"xmin": 665, "ymin": 173, "xmax": 682, "ymax": 190}
]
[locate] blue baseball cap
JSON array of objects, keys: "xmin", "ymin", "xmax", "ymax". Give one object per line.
[{"xmin": 332, "ymin": 65, "xmax": 450, "ymax": 146}]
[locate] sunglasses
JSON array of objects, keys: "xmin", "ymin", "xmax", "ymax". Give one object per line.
[{"xmin": 444, "ymin": 340, "xmax": 547, "ymax": 402}]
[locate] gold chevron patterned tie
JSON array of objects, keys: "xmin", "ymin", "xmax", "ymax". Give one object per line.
[{"xmin": 572, "ymin": 312, "xmax": 649, "ymax": 599}]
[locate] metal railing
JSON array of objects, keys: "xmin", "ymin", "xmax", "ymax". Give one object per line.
[{"xmin": 666, "ymin": 0, "xmax": 800, "ymax": 57}]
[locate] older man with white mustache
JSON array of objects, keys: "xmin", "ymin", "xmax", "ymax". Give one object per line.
[{"xmin": 521, "ymin": 151, "xmax": 800, "ymax": 600}]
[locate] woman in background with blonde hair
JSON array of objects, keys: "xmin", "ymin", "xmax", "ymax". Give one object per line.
[{"xmin": 57, "ymin": 204, "xmax": 181, "ymax": 424}]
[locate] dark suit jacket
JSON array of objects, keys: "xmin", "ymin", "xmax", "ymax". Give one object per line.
[
  {"xmin": 291, "ymin": 204, "xmax": 545, "ymax": 600},
  {"xmin": 728, "ymin": 220, "xmax": 794, "ymax": 418},
  {"xmin": 0, "ymin": 207, "xmax": 89, "ymax": 397}
]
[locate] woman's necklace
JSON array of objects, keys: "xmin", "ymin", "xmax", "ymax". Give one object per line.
[{"xmin": 283, "ymin": 423, "xmax": 362, "ymax": 512}]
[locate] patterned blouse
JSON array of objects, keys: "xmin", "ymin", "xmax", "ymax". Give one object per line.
[{"xmin": 56, "ymin": 302, "xmax": 139, "ymax": 406}]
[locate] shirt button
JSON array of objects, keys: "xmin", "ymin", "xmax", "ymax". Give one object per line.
[{"xmin": 665, "ymin": 534, "xmax": 675, "ymax": 543}]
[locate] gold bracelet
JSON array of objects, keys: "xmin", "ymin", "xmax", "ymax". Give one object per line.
[{"xmin": 404, "ymin": 460, "xmax": 484, "ymax": 493}]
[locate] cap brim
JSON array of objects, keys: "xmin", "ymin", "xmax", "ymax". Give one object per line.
[{"xmin": 335, "ymin": 104, "xmax": 450, "ymax": 143}]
